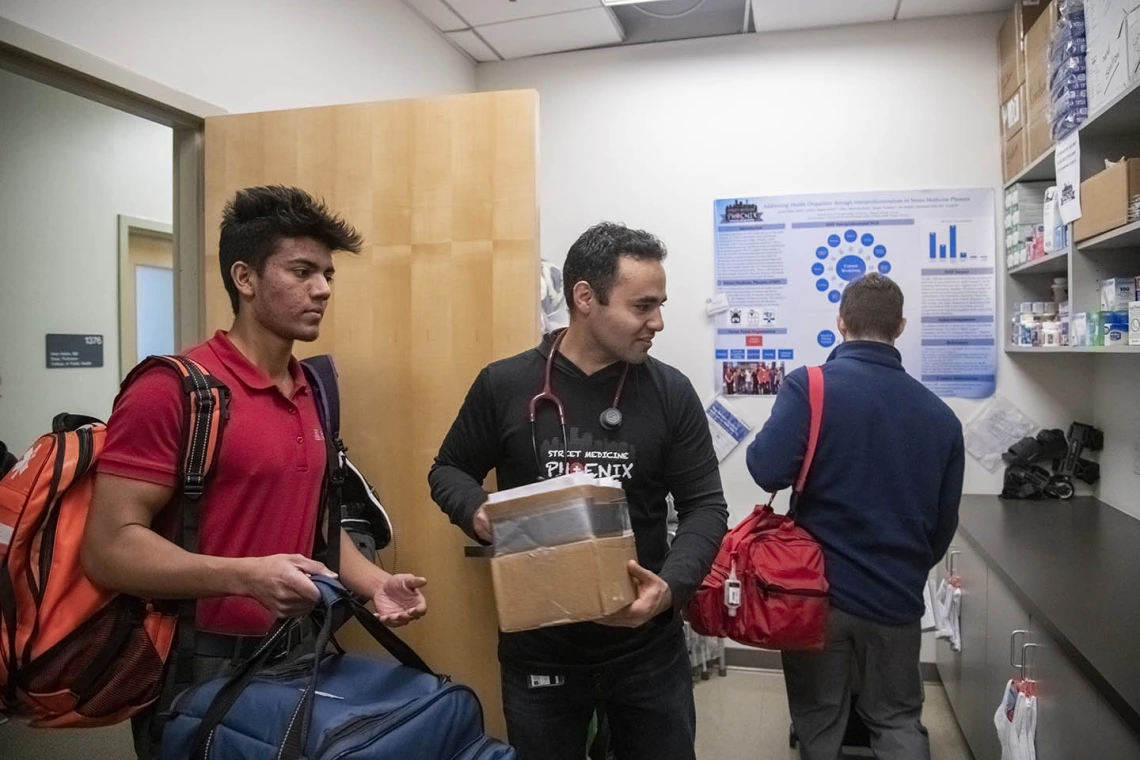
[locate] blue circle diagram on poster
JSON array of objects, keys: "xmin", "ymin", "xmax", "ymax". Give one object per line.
[
  {"xmin": 818, "ymin": 330, "xmax": 836, "ymax": 348},
  {"xmin": 813, "ymin": 229, "xmax": 890, "ymax": 302}
]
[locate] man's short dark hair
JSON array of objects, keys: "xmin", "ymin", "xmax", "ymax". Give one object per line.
[
  {"xmin": 839, "ymin": 273, "xmax": 904, "ymax": 341},
  {"xmin": 562, "ymin": 222, "xmax": 667, "ymax": 312},
  {"xmin": 219, "ymin": 186, "xmax": 364, "ymax": 314}
]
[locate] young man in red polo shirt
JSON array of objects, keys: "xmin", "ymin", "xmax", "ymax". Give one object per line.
[{"xmin": 81, "ymin": 186, "xmax": 427, "ymax": 759}]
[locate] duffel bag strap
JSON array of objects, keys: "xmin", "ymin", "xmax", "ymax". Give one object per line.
[{"xmin": 188, "ymin": 576, "xmax": 433, "ymax": 760}]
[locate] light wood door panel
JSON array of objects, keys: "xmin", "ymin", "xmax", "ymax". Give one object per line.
[{"xmin": 203, "ymin": 91, "xmax": 540, "ymax": 738}]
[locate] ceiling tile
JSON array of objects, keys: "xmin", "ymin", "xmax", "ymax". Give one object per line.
[
  {"xmin": 896, "ymin": 0, "xmax": 1012, "ymax": 20},
  {"xmin": 403, "ymin": 0, "xmax": 469, "ymax": 32},
  {"xmin": 446, "ymin": 30, "xmax": 501, "ymax": 61},
  {"xmin": 751, "ymin": 0, "xmax": 897, "ymax": 33},
  {"xmin": 477, "ymin": 7, "xmax": 623, "ymax": 58},
  {"xmin": 447, "ymin": 0, "xmax": 604, "ymax": 27}
]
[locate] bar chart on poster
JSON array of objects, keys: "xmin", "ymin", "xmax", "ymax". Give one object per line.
[{"xmin": 712, "ymin": 189, "xmax": 996, "ymax": 399}]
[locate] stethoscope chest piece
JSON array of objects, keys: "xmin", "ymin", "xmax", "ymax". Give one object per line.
[{"xmin": 599, "ymin": 407, "xmax": 623, "ymax": 431}]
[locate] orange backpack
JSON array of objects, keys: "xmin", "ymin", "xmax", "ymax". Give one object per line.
[{"xmin": 0, "ymin": 356, "xmax": 226, "ymax": 727}]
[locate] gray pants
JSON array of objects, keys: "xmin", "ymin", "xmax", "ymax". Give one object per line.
[{"xmin": 782, "ymin": 607, "xmax": 929, "ymax": 760}]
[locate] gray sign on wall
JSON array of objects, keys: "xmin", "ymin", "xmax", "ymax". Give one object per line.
[{"xmin": 46, "ymin": 334, "xmax": 104, "ymax": 368}]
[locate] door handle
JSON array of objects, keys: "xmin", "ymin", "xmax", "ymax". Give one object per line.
[
  {"xmin": 1010, "ymin": 630, "xmax": 1029, "ymax": 670},
  {"xmin": 948, "ymin": 550, "xmax": 962, "ymax": 575},
  {"xmin": 946, "ymin": 544, "xmax": 958, "ymax": 572}
]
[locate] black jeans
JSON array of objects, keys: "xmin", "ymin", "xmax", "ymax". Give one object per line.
[{"xmin": 500, "ymin": 627, "xmax": 696, "ymax": 760}]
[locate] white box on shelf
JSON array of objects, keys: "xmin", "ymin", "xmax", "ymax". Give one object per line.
[
  {"xmin": 1130, "ymin": 302, "xmax": 1140, "ymax": 346},
  {"xmin": 1102, "ymin": 277, "xmax": 1137, "ymax": 311}
]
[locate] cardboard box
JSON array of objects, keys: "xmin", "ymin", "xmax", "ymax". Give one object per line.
[
  {"xmin": 1002, "ymin": 86, "xmax": 1026, "ymax": 140},
  {"xmin": 1129, "ymin": 302, "xmax": 1140, "ymax": 346},
  {"xmin": 1027, "ymin": 100, "xmax": 1053, "ymax": 160},
  {"xmin": 1000, "ymin": 2, "xmax": 1053, "ymax": 101},
  {"xmin": 1004, "ymin": 130, "xmax": 1029, "ymax": 183},
  {"xmin": 490, "ymin": 534, "xmax": 637, "ymax": 632},
  {"xmin": 1073, "ymin": 159, "xmax": 1140, "ymax": 241},
  {"xmin": 1085, "ymin": 0, "xmax": 1135, "ymax": 114},
  {"xmin": 1025, "ymin": 6, "xmax": 1056, "ymax": 114},
  {"xmin": 999, "ymin": 7, "xmax": 1025, "ymax": 102},
  {"xmin": 1018, "ymin": 0, "xmax": 1051, "ymax": 33}
]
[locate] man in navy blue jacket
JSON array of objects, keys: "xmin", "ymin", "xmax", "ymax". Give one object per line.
[{"xmin": 747, "ymin": 273, "xmax": 963, "ymax": 760}]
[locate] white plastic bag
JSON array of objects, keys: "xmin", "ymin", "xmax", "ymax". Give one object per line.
[
  {"xmin": 1022, "ymin": 694, "xmax": 1038, "ymax": 760},
  {"xmin": 934, "ymin": 579, "xmax": 953, "ymax": 639},
  {"xmin": 948, "ymin": 584, "xmax": 963, "ymax": 652},
  {"xmin": 994, "ymin": 679, "xmax": 1018, "ymax": 760},
  {"xmin": 921, "ymin": 579, "xmax": 937, "ymax": 632}
]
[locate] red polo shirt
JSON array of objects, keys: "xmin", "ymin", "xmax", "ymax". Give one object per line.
[{"xmin": 97, "ymin": 331, "xmax": 326, "ymax": 635}]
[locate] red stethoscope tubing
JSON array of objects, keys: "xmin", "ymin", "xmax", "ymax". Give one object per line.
[{"xmin": 530, "ymin": 329, "xmax": 629, "ymax": 471}]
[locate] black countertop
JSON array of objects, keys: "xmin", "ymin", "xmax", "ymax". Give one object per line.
[{"xmin": 957, "ymin": 495, "xmax": 1140, "ymax": 733}]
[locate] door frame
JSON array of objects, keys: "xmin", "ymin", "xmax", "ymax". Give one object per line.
[
  {"xmin": 0, "ymin": 21, "xmax": 216, "ymax": 352},
  {"xmin": 118, "ymin": 215, "xmax": 174, "ymax": 378}
]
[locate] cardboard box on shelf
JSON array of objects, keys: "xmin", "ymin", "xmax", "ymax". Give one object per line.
[
  {"xmin": 1025, "ymin": 6, "xmax": 1056, "ymax": 113},
  {"xmin": 1085, "ymin": 0, "xmax": 1135, "ymax": 115},
  {"xmin": 1004, "ymin": 130, "xmax": 1029, "ymax": 183},
  {"xmin": 1017, "ymin": 0, "xmax": 1051, "ymax": 33},
  {"xmin": 999, "ymin": 7, "xmax": 1025, "ymax": 102},
  {"xmin": 1129, "ymin": 301, "xmax": 1140, "ymax": 346},
  {"xmin": 1002, "ymin": 86, "xmax": 1027, "ymax": 140},
  {"xmin": 1073, "ymin": 158, "xmax": 1140, "ymax": 241},
  {"xmin": 1027, "ymin": 100, "xmax": 1053, "ymax": 160}
]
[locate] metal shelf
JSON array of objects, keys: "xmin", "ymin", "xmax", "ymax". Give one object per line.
[
  {"xmin": 1079, "ymin": 78, "xmax": 1140, "ymax": 138},
  {"xmin": 1077, "ymin": 220, "xmax": 1140, "ymax": 253},
  {"xmin": 1005, "ymin": 345, "xmax": 1140, "ymax": 354},
  {"xmin": 1008, "ymin": 249, "xmax": 1069, "ymax": 275},
  {"xmin": 1004, "ymin": 146, "xmax": 1056, "ymax": 189}
]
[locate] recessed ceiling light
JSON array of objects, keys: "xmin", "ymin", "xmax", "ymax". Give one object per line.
[{"xmin": 601, "ymin": 0, "xmax": 674, "ymax": 6}]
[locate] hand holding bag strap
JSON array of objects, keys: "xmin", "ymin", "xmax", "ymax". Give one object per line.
[
  {"xmin": 310, "ymin": 577, "xmax": 432, "ymax": 674},
  {"xmin": 789, "ymin": 366, "xmax": 824, "ymax": 512},
  {"xmin": 279, "ymin": 579, "xmax": 434, "ymax": 760},
  {"xmin": 189, "ymin": 577, "xmax": 433, "ymax": 760}
]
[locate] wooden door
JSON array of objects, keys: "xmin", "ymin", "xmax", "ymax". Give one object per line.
[{"xmin": 203, "ymin": 91, "xmax": 540, "ymax": 737}]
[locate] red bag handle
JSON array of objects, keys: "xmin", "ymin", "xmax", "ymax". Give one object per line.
[
  {"xmin": 795, "ymin": 365, "xmax": 824, "ymax": 494},
  {"xmin": 764, "ymin": 365, "xmax": 824, "ymax": 509}
]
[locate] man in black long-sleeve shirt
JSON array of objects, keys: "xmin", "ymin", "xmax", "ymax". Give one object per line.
[{"xmin": 429, "ymin": 222, "xmax": 728, "ymax": 760}]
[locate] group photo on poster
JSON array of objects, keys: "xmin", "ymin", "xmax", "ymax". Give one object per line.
[{"xmin": 721, "ymin": 360, "xmax": 787, "ymax": 397}]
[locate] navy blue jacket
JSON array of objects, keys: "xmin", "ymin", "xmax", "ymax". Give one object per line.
[{"xmin": 746, "ymin": 341, "xmax": 964, "ymax": 625}]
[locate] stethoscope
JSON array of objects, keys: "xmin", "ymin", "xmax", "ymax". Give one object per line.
[{"xmin": 529, "ymin": 328, "xmax": 630, "ymax": 471}]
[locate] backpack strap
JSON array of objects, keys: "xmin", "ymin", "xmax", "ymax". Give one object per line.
[
  {"xmin": 301, "ymin": 354, "xmax": 339, "ymax": 441},
  {"xmin": 300, "ymin": 355, "xmax": 344, "ymax": 575},
  {"xmin": 794, "ymin": 365, "xmax": 824, "ymax": 495},
  {"xmin": 120, "ymin": 355, "xmax": 229, "ymax": 746}
]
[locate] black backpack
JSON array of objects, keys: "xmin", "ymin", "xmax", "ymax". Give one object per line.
[{"xmin": 301, "ymin": 355, "xmax": 393, "ymax": 562}]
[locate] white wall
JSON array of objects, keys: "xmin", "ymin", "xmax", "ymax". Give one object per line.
[
  {"xmin": 1092, "ymin": 356, "xmax": 1140, "ymax": 519},
  {"xmin": 477, "ymin": 15, "xmax": 1093, "ymax": 524},
  {"xmin": 0, "ymin": 0, "xmax": 475, "ymax": 113},
  {"xmin": 0, "ymin": 68, "xmax": 173, "ymax": 455}
]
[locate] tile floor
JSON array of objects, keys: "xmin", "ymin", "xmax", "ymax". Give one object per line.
[
  {"xmin": 0, "ymin": 667, "xmax": 975, "ymax": 759},
  {"xmin": 693, "ymin": 667, "xmax": 974, "ymax": 760}
]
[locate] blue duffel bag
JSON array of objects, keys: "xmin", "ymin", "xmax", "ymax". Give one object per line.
[{"xmin": 160, "ymin": 577, "xmax": 516, "ymax": 759}]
